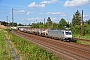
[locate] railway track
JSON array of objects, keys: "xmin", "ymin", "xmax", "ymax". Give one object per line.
[{"xmin": 12, "ymin": 30, "xmax": 90, "ymax": 60}]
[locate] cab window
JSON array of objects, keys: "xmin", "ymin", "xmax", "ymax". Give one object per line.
[{"xmin": 65, "ymin": 32, "xmax": 71, "ymax": 35}]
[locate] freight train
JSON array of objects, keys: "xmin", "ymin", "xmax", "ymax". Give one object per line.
[{"xmin": 18, "ymin": 27, "xmax": 73, "ymax": 42}]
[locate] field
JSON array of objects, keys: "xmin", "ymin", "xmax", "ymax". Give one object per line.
[
  {"xmin": 0, "ymin": 29, "xmax": 12, "ymax": 60},
  {"xmin": 73, "ymin": 34, "xmax": 90, "ymax": 40},
  {"xmin": 5, "ymin": 29, "xmax": 61, "ymax": 60}
]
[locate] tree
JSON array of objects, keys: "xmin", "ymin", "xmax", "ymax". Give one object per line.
[
  {"xmin": 86, "ymin": 19, "xmax": 90, "ymax": 24},
  {"xmin": 13, "ymin": 23, "xmax": 17, "ymax": 26},
  {"xmin": 47, "ymin": 17, "xmax": 52, "ymax": 23},
  {"xmin": 35, "ymin": 22, "xmax": 43, "ymax": 28},
  {"xmin": 46, "ymin": 17, "xmax": 52, "ymax": 28},
  {"xmin": 1, "ymin": 21, "xmax": 8, "ymax": 26},
  {"xmin": 84, "ymin": 19, "xmax": 90, "ymax": 34},
  {"xmin": 17, "ymin": 23, "xmax": 24, "ymax": 26},
  {"xmin": 31, "ymin": 22, "xmax": 43, "ymax": 28},
  {"xmin": 58, "ymin": 18, "xmax": 67, "ymax": 29},
  {"xmin": 72, "ymin": 10, "xmax": 81, "ymax": 26},
  {"xmin": 52, "ymin": 22, "xmax": 58, "ymax": 29},
  {"xmin": 71, "ymin": 10, "xmax": 82, "ymax": 34}
]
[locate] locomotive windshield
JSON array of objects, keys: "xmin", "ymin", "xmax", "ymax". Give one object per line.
[{"xmin": 65, "ymin": 32, "xmax": 72, "ymax": 35}]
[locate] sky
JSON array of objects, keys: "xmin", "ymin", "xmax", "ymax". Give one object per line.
[{"xmin": 0, "ymin": 0, "xmax": 90, "ymax": 25}]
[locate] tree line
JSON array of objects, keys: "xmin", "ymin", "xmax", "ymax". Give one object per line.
[
  {"xmin": 1, "ymin": 10, "xmax": 90, "ymax": 36},
  {"xmin": 31, "ymin": 10, "xmax": 90, "ymax": 36}
]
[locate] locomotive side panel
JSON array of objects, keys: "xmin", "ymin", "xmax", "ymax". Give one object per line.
[{"xmin": 47, "ymin": 30, "xmax": 72, "ymax": 41}]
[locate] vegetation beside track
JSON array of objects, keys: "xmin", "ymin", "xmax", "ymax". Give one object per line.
[
  {"xmin": 5, "ymin": 29, "xmax": 61, "ymax": 60},
  {"xmin": 73, "ymin": 34, "xmax": 90, "ymax": 46},
  {"xmin": 73, "ymin": 34, "xmax": 90, "ymax": 40},
  {"xmin": 0, "ymin": 29, "xmax": 12, "ymax": 60},
  {"xmin": 76, "ymin": 40, "xmax": 90, "ymax": 46}
]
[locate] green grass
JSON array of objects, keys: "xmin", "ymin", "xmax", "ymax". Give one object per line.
[
  {"xmin": 5, "ymin": 29, "xmax": 61, "ymax": 60},
  {"xmin": 0, "ymin": 29, "xmax": 12, "ymax": 60},
  {"xmin": 76, "ymin": 40, "xmax": 90, "ymax": 46},
  {"xmin": 73, "ymin": 34, "xmax": 90, "ymax": 40},
  {"xmin": 73, "ymin": 34, "xmax": 90, "ymax": 46}
]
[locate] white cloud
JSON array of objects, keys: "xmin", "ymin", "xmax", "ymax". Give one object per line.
[
  {"xmin": 9, "ymin": 10, "xmax": 26, "ymax": 14},
  {"xmin": 39, "ymin": 12, "xmax": 43, "ymax": 14},
  {"xmin": 47, "ymin": 12, "xmax": 66, "ymax": 16},
  {"xmin": 27, "ymin": 18, "xmax": 34, "ymax": 20},
  {"xmin": 83, "ymin": 15, "xmax": 90, "ymax": 20},
  {"xmin": 84, "ymin": 15, "xmax": 90, "ymax": 18},
  {"xmin": 28, "ymin": 0, "xmax": 59, "ymax": 8},
  {"xmin": 28, "ymin": 2, "xmax": 45, "ymax": 8},
  {"xmin": 41, "ymin": 0, "xmax": 58, "ymax": 4},
  {"xmin": 71, "ymin": 14, "xmax": 90, "ymax": 21},
  {"xmin": 51, "ymin": 18, "xmax": 57, "ymax": 20},
  {"xmin": 27, "ymin": 12, "xmax": 32, "ymax": 15},
  {"xmin": 9, "ymin": 11, "xmax": 18, "ymax": 14},
  {"xmin": 64, "ymin": 0, "xmax": 90, "ymax": 7},
  {"xmin": 35, "ymin": 17, "xmax": 44, "ymax": 20},
  {"xmin": 27, "ymin": 17, "xmax": 43, "ymax": 20},
  {"xmin": 0, "ymin": 19, "xmax": 5, "ymax": 21},
  {"xmin": 19, "ymin": 10, "xmax": 25, "ymax": 14}
]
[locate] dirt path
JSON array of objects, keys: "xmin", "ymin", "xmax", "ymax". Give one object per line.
[{"xmin": 5, "ymin": 36, "xmax": 19, "ymax": 60}]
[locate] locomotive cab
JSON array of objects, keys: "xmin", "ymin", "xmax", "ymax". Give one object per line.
[{"xmin": 63, "ymin": 30, "xmax": 72, "ymax": 41}]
